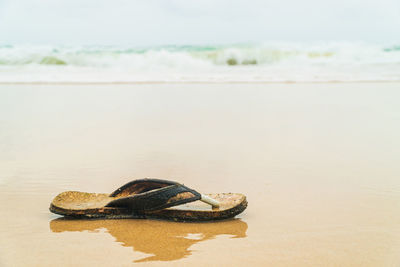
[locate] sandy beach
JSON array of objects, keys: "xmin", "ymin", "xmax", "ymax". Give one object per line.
[{"xmin": 1, "ymin": 82, "xmax": 400, "ymax": 266}]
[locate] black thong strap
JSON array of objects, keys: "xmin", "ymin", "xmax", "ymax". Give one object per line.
[{"xmin": 105, "ymin": 178, "xmax": 201, "ymax": 212}]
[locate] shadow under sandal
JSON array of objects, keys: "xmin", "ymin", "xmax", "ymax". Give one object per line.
[{"xmin": 49, "ymin": 178, "xmax": 248, "ymax": 221}]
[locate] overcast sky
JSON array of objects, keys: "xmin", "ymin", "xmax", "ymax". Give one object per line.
[{"xmin": 0, "ymin": 0, "xmax": 399, "ymax": 46}]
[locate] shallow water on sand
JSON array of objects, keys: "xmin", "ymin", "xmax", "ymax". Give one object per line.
[{"xmin": 0, "ymin": 83, "xmax": 400, "ymax": 266}]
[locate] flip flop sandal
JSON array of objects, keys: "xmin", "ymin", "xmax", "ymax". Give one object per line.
[{"xmin": 49, "ymin": 178, "xmax": 247, "ymax": 221}]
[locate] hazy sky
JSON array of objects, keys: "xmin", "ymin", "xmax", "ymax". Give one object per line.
[{"xmin": 0, "ymin": 0, "xmax": 399, "ymax": 45}]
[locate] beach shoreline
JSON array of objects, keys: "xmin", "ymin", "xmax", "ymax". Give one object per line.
[{"xmin": 1, "ymin": 82, "xmax": 400, "ymax": 266}]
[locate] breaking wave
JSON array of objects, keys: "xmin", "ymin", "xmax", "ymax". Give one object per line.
[{"xmin": 0, "ymin": 42, "xmax": 400, "ymax": 82}]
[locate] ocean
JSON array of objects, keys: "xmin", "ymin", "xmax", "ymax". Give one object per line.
[{"xmin": 0, "ymin": 42, "xmax": 400, "ymax": 83}]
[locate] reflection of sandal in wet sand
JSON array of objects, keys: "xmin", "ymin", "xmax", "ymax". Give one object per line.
[
  {"xmin": 50, "ymin": 178, "xmax": 247, "ymax": 221},
  {"xmin": 50, "ymin": 218, "xmax": 248, "ymax": 262}
]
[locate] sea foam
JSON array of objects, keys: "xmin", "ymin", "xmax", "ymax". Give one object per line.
[{"xmin": 0, "ymin": 42, "xmax": 399, "ymax": 82}]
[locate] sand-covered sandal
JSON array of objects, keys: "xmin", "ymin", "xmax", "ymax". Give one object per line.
[{"xmin": 49, "ymin": 178, "xmax": 247, "ymax": 221}]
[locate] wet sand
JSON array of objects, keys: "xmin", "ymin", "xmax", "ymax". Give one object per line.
[{"xmin": 0, "ymin": 82, "xmax": 400, "ymax": 266}]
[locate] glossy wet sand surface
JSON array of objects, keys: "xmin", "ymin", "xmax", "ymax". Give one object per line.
[{"xmin": 0, "ymin": 83, "xmax": 400, "ymax": 266}]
